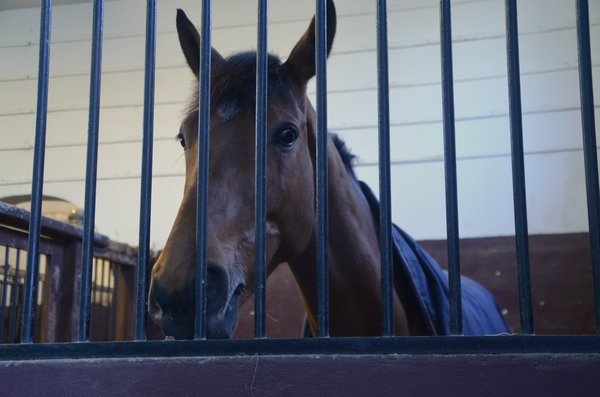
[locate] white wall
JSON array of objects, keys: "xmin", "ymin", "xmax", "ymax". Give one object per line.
[{"xmin": 0, "ymin": 0, "xmax": 598, "ymax": 248}]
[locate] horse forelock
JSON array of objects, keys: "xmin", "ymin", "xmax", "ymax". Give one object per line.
[{"xmin": 185, "ymin": 52, "xmax": 292, "ymax": 120}]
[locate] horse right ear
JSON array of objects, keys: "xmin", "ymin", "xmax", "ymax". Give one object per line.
[
  {"xmin": 283, "ymin": 0, "xmax": 337, "ymax": 85},
  {"xmin": 176, "ymin": 9, "xmax": 224, "ymax": 79}
]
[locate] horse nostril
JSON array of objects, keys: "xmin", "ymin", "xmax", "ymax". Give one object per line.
[{"xmin": 233, "ymin": 283, "xmax": 245, "ymax": 297}]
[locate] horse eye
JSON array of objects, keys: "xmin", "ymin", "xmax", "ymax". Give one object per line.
[
  {"xmin": 277, "ymin": 129, "xmax": 298, "ymax": 147},
  {"xmin": 177, "ymin": 132, "xmax": 186, "ymax": 149}
]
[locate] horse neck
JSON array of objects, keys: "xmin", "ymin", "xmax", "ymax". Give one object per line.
[{"xmin": 287, "ymin": 142, "xmax": 410, "ymax": 337}]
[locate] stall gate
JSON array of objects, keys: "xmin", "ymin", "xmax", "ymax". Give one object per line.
[{"xmin": 0, "ymin": 0, "xmax": 599, "ymax": 395}]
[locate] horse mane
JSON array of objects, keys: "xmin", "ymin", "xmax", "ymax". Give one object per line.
[
  {"xmin": 186, "ymin": 52, "xmax": 292, "ymax": 117},
  {"xmin": 330, "ymin": 133, "xmax": 358, "ymax": 181}
]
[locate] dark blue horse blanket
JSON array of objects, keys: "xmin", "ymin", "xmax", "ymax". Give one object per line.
[{"xmin": 358, "ymin": 181, "xmax": 509, "ymax": 335}]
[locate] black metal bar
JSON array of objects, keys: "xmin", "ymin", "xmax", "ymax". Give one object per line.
[
  {"xmin": 0, "ymin": 248, "xmax": 9, "ymax": 343},
  {"xmin": 9, "ymin": 249, "xmax": 21, "ymax": 343},
  {"xmin": 254, "ymin": 0, "xmax": 269, "ymax": 339},
  {"xmin": 315, "ymin": 0, "xmax": 330, "ymax": 338},
  {"xmin": 135, "ymin": 0, "xmax": 157, "ymax": 342},
  {"xmin": 22, "ymin": 0, "xmax": 53, "ymax": 344},
  {"xmin": 1, "ymin": 335, "xmax": 600, "ymax": 361},
  {"xmin": 576, "ymin": 0, "xmax": 600, "ymax": 334},
  {"xmin": 79, "ymin": 0, "xmax": 105, "ymax": 342},
  {"xmin": 376, "ymin": 0, "xmax": 394, "ymax": 337},
  {"xmin": 505, "ymin": 0, "xmax": 534, "ymax": 335},
  {"xmin": 195, "ymin": 0, "xmax": 213, "ymax": 340},
  {"xmin": 439, "ymin": 0, "xmax": 462, "ymax": 335}
]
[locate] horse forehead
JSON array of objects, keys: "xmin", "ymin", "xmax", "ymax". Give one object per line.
[
  {"xmin": 267, "ymin": 95, "xmax": 307, "ymax": 124},
  {"xmin": 216, "ymin": 101, "xmax": 238, "ymax": 122}
]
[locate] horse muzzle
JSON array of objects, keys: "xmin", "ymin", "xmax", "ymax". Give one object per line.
[{"xmin": 148, "ymin": 260, "xmax": 244, "ymax": 339}]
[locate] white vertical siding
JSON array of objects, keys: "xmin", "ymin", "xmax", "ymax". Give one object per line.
[{"xmin": 0, "ymin": 0, "xmax": 598, "ymax": 246}]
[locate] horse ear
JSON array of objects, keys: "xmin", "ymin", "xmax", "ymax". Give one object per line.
[
  {"xmin": 176, "ymin": 9, "xmax": 224, "ymax": 79},
  {"xmin": 283, "ymin": 0, "xmax": 336, "ymax": 84}
]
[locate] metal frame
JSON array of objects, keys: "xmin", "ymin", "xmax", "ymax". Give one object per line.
[{"xmin": 1, "ymin": 0, "xmax": 598, "ymax": 360}]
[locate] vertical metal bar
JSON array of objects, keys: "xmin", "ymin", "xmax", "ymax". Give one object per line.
[
  {"xmin": 0, "ymin": 248, "xmax": 9, "ymax": 343},
  {"xmin": 135, "ymin": 0, "xmax": 157, "ymax": 342},
  {"xmin": 195, "ymin": 0, "xmax": 213, "ymax": 340},
  {"xmin": 10, "ymin": 249, "xmax": 21, "ymax": 343},
  {"xmin": 439, "ymin": 0, "xmax": 462, "ymax": 335},
  {"xmin": 79, "ymin": 0, "xmax": 104, "ymax": 342},
  {"xmin": 22, "ymin": 0, "xmax": 53, "ymax": 344},
  {"xmin": 576, "ymin": 0, "xmax": 600, "ymax": 334},
  {"xmin": 315, "ymin": 0, "xmax": 330, "ymax": 338},
  {"xmin": 505, "ymin": 0, "xmax": 534, "ymax": 335},
  {"xmin": 254, "ymin": 0, "xmax": 269, "ymax": 339},
  {"xmin": 376, "ymin": 0, "xmax": 394, "ymax": 337}
]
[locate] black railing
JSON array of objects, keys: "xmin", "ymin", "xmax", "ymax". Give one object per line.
[
  {"xmin": 505, "ymin": 0, "xmax": 535, "ymax": 335},
  {"xmin": 0, "ymin": 0, "xmax": 598, "ymax": 360},
  {"xmin": 135, "ymin": 0, "xmax": 157, "ymax": 342},
  {"xmin": 254, "ymin": 0, "xmax": 269, "ymax": 339},
  {"xmin": 576, "ymin": 0, "xmax": 600, "ymax": 334},
  {"xmin": 21, "ymin": 0, "xmax": 53, "ymax": 345},
  {"xmin": 439, "ymin": 0, "xmax": 463, "ymax": 336}
]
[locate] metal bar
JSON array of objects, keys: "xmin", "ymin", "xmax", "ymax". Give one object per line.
[
  {"xmin": 135, "ymin": 0, "xmax": 157, "ymax": 342},
  {"xmin": 254, "ymin": 0, "xmax": 269, "ymax": 339},
  {"xmin": 22, "ymin": 0, "xmax": 53, "ymax": 344},
  {"xmin": 376, "ymin": 0, "xmax": 394, "ymax": 337},
  {"xmin": 195, "ymin": 0, "xmax": 213, "ymax": 340},
  {"xmin": 439, "ymin": 0, "xmax": 462, "ymax": 335},
  {"xmin": 2, "ymin": 335, "xmax": 600, "ymax": 361},
  {"xmin": 9, "ymin": 249, "xmax": 21, "ymax": 343},
  {"xmin": 79, "ymin": 0, "xmax": 105, "ymax": 342},
  {"xmin": 0, "ymin": 248, "xmax": 9, "ymax": 343},
  {"xmin": 505, "ymin": 0, "xmax": 534, "ymax": 335},
  {"xmin": 315, "ymin": 0, "xmax": 330, "ymax": 338},
  {"xmin": 576, "ymin": 0, "xmax": 600, "ymax": 334}
]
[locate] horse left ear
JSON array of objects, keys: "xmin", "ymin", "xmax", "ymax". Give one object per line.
[
  {"xmin": 283, "ymin": 0, "xmax": 336, "ymax": 85},
  {"xmin": 176, "ymin": 9, "xmax": 224, "ymax": 79}
]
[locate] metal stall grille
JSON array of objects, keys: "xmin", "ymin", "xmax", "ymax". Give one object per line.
[{"xmin": 0, "ymin": 0, "xmax": 599, "ymax": 361}]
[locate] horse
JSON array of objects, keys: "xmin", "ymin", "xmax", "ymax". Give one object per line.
[{"xmin": 148, "ymin": 0, "xmax": 509, "ymax": 339}]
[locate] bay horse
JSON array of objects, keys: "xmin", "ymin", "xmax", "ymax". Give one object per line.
[{"xmin": 148, "ymin": 1, "xmax": 509, "ymax": 339}]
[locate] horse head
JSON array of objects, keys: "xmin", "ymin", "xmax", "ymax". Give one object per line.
[{"xmin": 148, "ymin": 2, "xmax": 336, "ymax": 339}]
